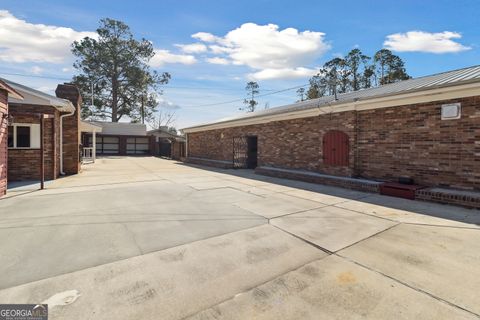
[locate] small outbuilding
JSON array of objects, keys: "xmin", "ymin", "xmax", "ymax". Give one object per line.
[
  {"xmin": 148, "ymin": 127, "xmax": 186, "ymax": 159},
  {"xmin": 183, "ymin": 66, "xmax": 480, "ymax": 206}
]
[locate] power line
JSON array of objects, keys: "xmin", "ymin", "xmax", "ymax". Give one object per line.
[
  {"xmin": 0, "ymin": 71, "xmax": 279, "ymax": 92},
  {"xmin": 0, "ymin": 71, "xmax": 71, "ymax": 81},
  {"xmin": 0, "ymin": 71, "xmax": 310, "ymax": 107},
  {"xmin": 181, "ymin": 83, "xmax": 309, "ymax": 108}
]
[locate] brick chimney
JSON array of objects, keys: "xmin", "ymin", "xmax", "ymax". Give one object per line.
[{"xmin": 55, "ymin": 83, "xmax": 82, "ymax": 175}]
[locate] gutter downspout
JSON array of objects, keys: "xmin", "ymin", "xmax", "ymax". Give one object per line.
[
  {"xmin": 185, "ymin": 133, "xmax": 188, "ymax": 158},
  {"xmin": 59, "ymin": 109, "xmax": 75, "ymax": 175}
]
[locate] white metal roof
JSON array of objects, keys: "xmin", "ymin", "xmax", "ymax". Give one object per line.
[
  {"xmin": 147, "ymin": 128, "xmax": 185, "ymax": 141},
  {"xmin": 183, "ymin": 65, "xmax": 480, "ymax": 131},
  {"xmin": 80, "ymin": 121, "xmax": 103, "ymax": 133},
  {"xmin": 89, "ymin": 121, "xmax": 147, "ymax": 136},
  {"xmin": 0, "ymin": 77, "xmax": 75, "ymax": 112}
]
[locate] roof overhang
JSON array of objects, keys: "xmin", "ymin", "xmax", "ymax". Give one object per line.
[
  {"xmin": 183, "ymin": 82, "xmax": 480, "ymax": 133},
  {"xmin": 80, "ymin": 121, "xmax": 103, "ymax": 133},
  {"xmin": 0, "ymin": 80, "xmax": 23, "ymax": 100},
  {"xmin": 1, "ymin": 78, "xmax": 75, "ymax": 113}
]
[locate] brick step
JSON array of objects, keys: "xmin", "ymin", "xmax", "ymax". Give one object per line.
[
  {"xmin": 416, "ymin": 188, "xmax": 480, "ymax": 209},
  {"xmin": 185, "ymin": 157, "xmax": 233, "ymax": 169},
  {"xmin": 255, "ymin": 166, "xmax": 381, "ymax": 193}
]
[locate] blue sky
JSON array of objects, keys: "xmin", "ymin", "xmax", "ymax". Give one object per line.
[{"xmin": 0, "ymin": 0, "xmax": 478, "ymax": 128}]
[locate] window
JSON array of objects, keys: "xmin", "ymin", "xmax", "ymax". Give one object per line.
[
  {"xmin": 17, "ymin": 126, "xmax": 30, "ymax": 147},
  {"xmin": 8, "ymin": 124, "xmax": 40, "ymax": 149},
  {"xmin": 7, "ymin": 126, "xmax": 13, "ymax": 148}
]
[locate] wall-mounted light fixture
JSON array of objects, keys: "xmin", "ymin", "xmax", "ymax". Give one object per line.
[
  {"xmin": 1, "ymin": 113, "xmax": 13, "ymax": 125},
  {"xmin": 441, "ymin": 103, "xmax": 461, "ymax": 120}
]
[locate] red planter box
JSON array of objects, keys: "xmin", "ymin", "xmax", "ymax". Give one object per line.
[{"xmin": 379, "ymin": 182, "xmax": 425, "ymax": 200}]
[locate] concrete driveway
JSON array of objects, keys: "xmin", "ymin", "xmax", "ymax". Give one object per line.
[{"xmin": 0, "ymin": 156, "xmax": 479, "ymax": 319}]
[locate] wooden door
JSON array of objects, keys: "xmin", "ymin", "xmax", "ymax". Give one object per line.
[{"xmin": 323, "ymin": 130, "xmax": 349, "ymax": 166}]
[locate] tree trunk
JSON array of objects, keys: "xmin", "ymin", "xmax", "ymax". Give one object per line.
[{"xmin": 111, "ymin": 68, "xmax": 118, "ymax": 122}]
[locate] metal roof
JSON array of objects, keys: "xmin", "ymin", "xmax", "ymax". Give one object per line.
[
  {"xmin": 0, "ymin": 77, "xmax": 75, "ymax": 112},
  {"xmin": 183, "ymin": 65, "xmax": 480, "ymax": 130},
  {"xmin": 148, "ymin": 128, "xmax": 185, "ymax": 141},
  {"xmin": 80, "ymin": 121, "xmax": 103, "ymax": 133},
  {"xmin": 89, "ymin": 121, "xmax": 147, "ymax": 136}
]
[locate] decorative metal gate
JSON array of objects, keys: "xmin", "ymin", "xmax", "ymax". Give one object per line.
[{"xmin": 233, "ymin": 136, "xmax": 248, "ymax": 168}]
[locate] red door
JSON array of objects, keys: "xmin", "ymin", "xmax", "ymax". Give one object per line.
[{"xmin": 323, "ymin": 130, "xmax": 349, "ymax": 166}]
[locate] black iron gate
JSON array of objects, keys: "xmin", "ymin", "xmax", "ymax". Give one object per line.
[
  {"xmin": 159, "ymin": 141, "xmax": 172, "ymax": 157},
  {"xmin": 233, "ymin": 136, "xmax": 248, "ymax": 168}
]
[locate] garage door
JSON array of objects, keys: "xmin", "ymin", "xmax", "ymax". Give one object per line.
[
  {"xmin": 127, "ymin": 137, "xmax": 149, "ymax": 155},
  {"xmin": 96, "ymin": 136, "xmax": 119, "ymax": 155}
]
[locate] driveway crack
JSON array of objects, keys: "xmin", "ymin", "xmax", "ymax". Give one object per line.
[
  {"xmin": 121, "ymin": 223, "xmax": 144, "ymax": 255},
  {"xmin": 335, "ymin": 252, "xmax": 480, "ymax": 318}
]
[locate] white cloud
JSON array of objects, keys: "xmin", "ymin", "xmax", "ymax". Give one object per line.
[
  {"xmin": 193, "ymin": 23, "xmax": 329, "ymax": 80},
  {"xmin": 384, "ymin": 31, "xmax": 471, "ymax": 53},
  {"xmin": 30, "ymin": 66, "xmax": 44, "ymax": 74},
  {"xmin": 0, "ymin": 10, "xmax": 96, "ymax": 63},
  {"xmin": 192, "ymin": 32, "xmax": 219, "ymax": 43},
  {"xmin": 209, "ymin": 45, "xmax": 233, "ymax": 54},
  {"xmin": 175, "ymin": 43, "xmax": 207, "ymax": 53},
  {"xmin": 249, "ymin": 67, "xmax": 317, "ymax": 80},
  {"xmin": 157, "ymin": 97, "xmax": 181, "ymax": 110},
  {"xmin": 150, "ymin": 49, "xmax": 197, "ymax": 67},
  {"xmin": 206, "ymin": 57, "xmax": 230, "ymax": 65}
]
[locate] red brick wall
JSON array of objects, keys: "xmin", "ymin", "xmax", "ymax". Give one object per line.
[
  {"xmin": 187, "ymin": 96, "xmax": 480, "ymax": 190},
  {"xmin": 171, "ymin": 141, "xmax": 185, "ymax": 159},
  {"xmin": 7, "ymin": 104, "xmax": 59, "ymax": 181},
  {"xmin": 356, "ymin": 97, "xmax": 480, "ymax": 189},
  {"xmin": 188, "ymin": 112, "xmax": 356, "ymax": 177},
  {"xmin": 55, "ymin": 84, "xmax": 81, "ymax": 175},
  {"xmin": 0, "ymin": 90, "xmax": 7, "ymax": 196}
]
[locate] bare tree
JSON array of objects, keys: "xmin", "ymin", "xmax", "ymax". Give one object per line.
[{"xmin": 149, "ymin": 109, "xmax": 177, "ymax": 130}]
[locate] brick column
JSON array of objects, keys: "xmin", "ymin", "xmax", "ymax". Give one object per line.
[
  {"xmin": 0, "ymin": 89, "xmax": 8, "ymax": 196},
  {"xmin": 55, "ymin": 83, "xmax": 81, "ymax": 175}
]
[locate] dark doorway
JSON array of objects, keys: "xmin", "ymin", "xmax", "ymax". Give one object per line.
[
  {"xmin": 159, "ymin": 141, "xmax": 171, "ymax": 157},
  {"xmin": 247, "ymin": 136, "xmax": 258, "ymax": 169}
]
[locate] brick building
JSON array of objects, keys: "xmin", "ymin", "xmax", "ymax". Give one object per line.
[
  {"xmin": 183, "ymin": 66, "xmax": 480, "ymax": 197},
  {"xmin": 0, "ymin": 78, "xmax": 81, "ymax": 192},
  {"xmin": 0, "ymin": 80, "xmax": 23, "ymax": 196}
]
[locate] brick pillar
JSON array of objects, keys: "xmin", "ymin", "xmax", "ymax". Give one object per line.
[
  {"xmin": 55, "ymin": 83, "xmax": 81, "ymax": 175},
  {"xmin": 0, "ymin": 89, "xmax": 8, "ymax": 196},
  {"xmin": 149, "ymin": 135, "xmax": 156, "ymax": 156}
]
